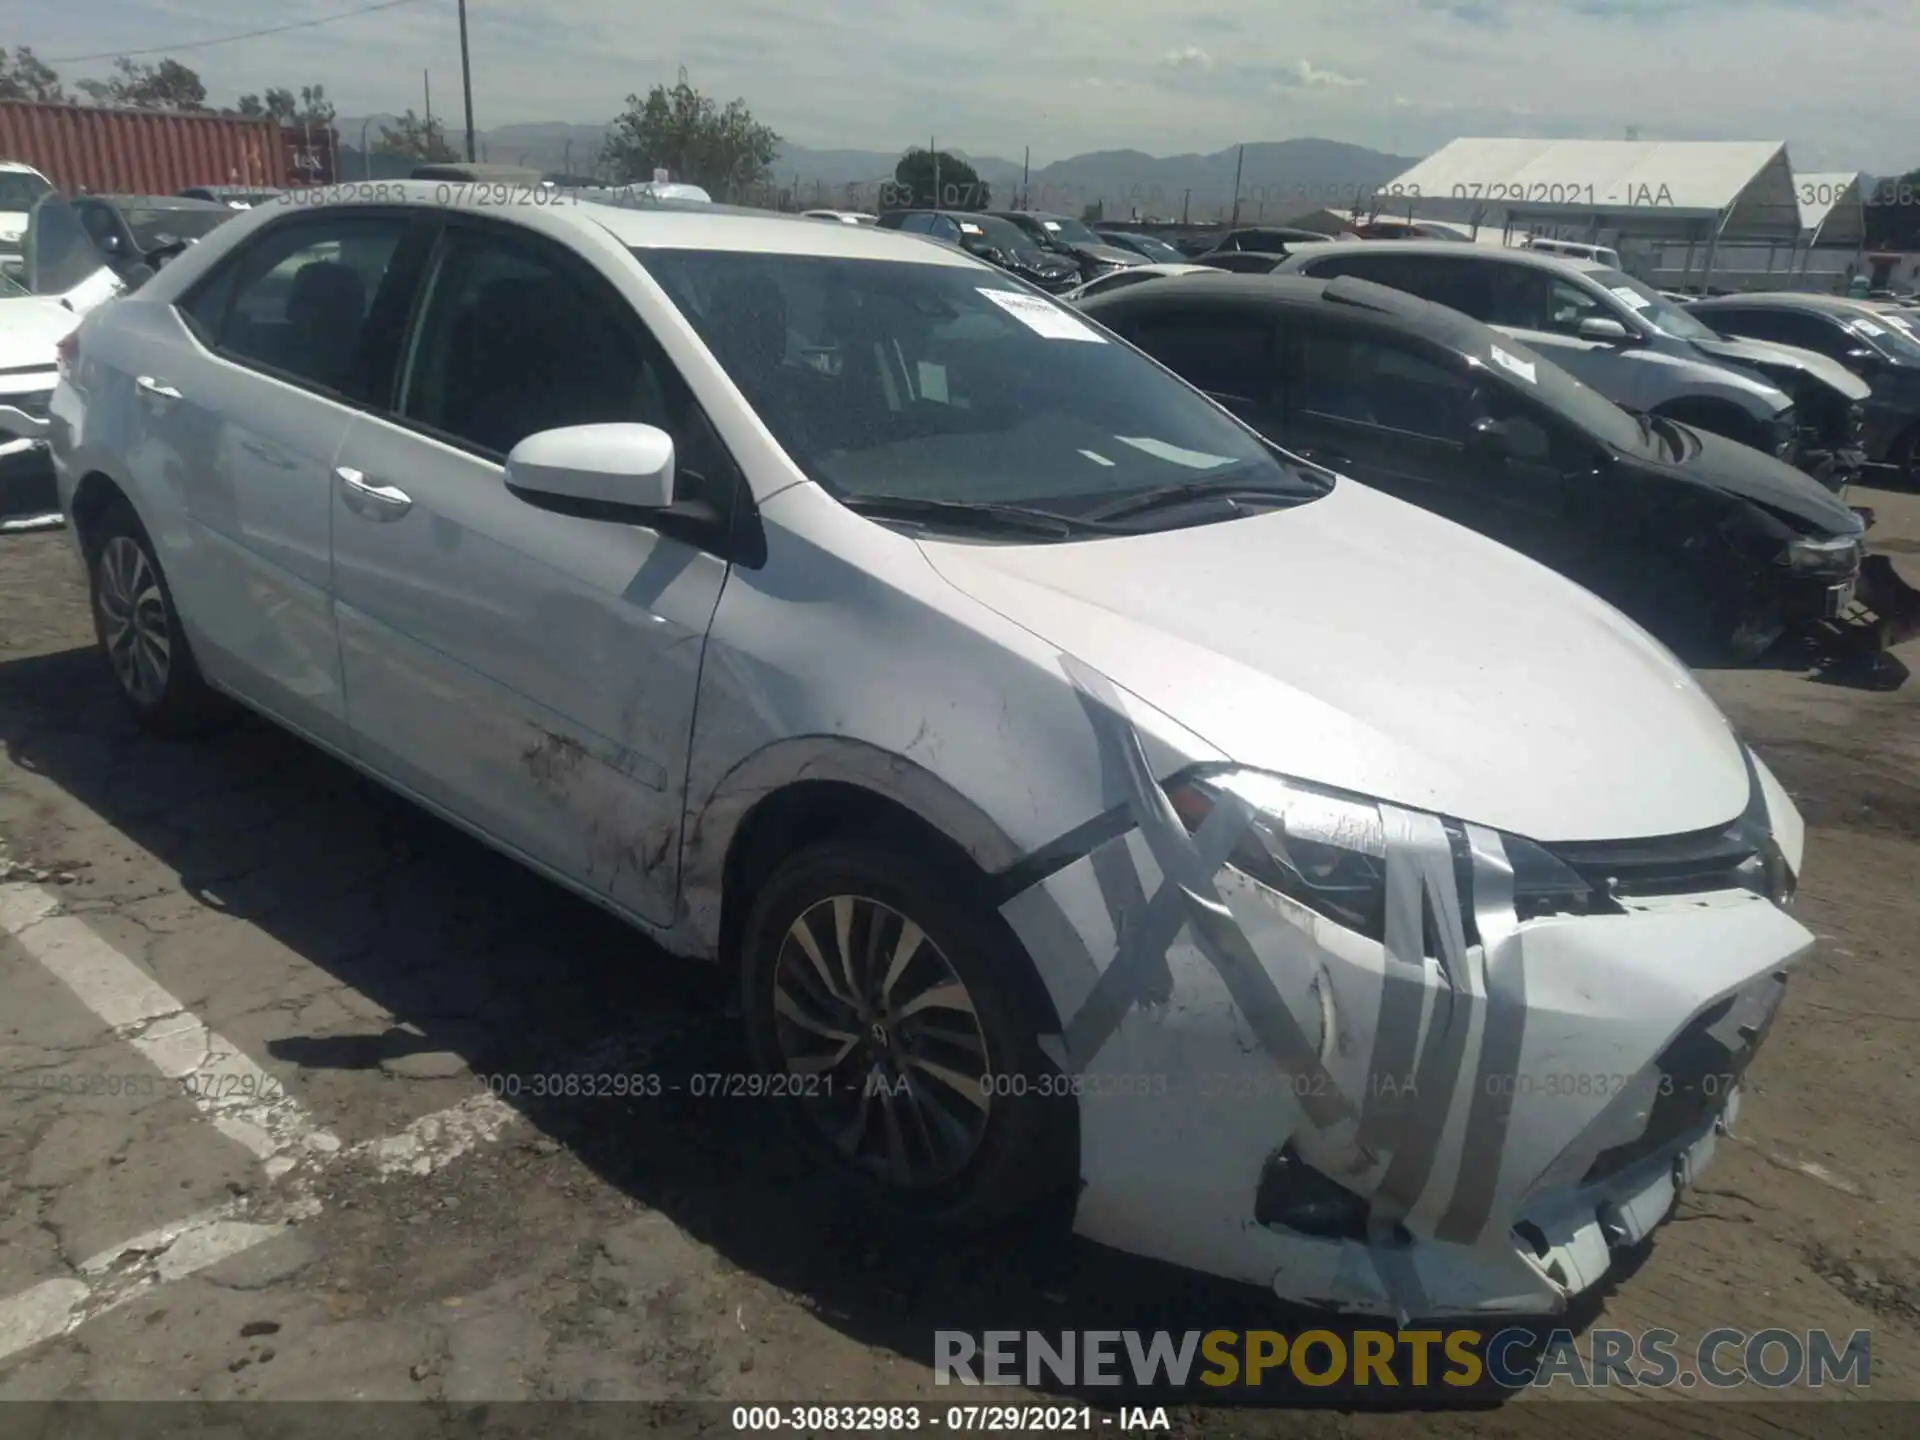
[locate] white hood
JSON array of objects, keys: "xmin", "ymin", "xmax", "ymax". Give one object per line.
[
  {"xmin": 918, "ymin": 479, "xmax": 1749, "ymax": 843},
  {"xmin": 0, "ymin": 296, "xmax": 77, "ymax": 372}
]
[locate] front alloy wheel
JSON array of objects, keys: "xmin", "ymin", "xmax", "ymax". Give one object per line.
[{"xmin": 771, "ymin": 893, "xmax": 992, "ymax": 1187}]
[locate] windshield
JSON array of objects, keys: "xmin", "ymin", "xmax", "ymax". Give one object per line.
[
  {"xmin": 1472, "ymin": 332, "xmax": 1649, "ymax": 454},
  {"xmin": 956, "ymin": 214, "xmax": 1039, "ymax": 253},
  {"xmin": 1846, "ymin": 308, "xmax": 1920, "ymax": 364},
  {"xmin": 1034, "ymin": 215, "xmax": 1101, "ymax": 246},
  {"xmin": 1122, "ymin": 234, "xmax": 1185, "ymax": 263},
  {"xmin": 121, "ymin": 205, "xmax": 234, "ymax": 251},
  {"xmin": 1590, "ymin": 268, "xmax": 1721, "ymax": 341},
  {"xmin": 636, "ymin": 248, "xmax": 1323, "ymax": 518},
  {"xmin": 0, "ymin": 172, "xmax": 52, "ymax": 212}
]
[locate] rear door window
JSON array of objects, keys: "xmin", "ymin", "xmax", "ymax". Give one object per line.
[{"xmin": 1294, "ymin": 325, "xmax": 1473, "ymax": 441}]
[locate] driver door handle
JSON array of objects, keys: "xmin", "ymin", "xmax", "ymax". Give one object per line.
[
  {"xmin": 135, "ymin": 375, "xmax": 181, "ymax": 403},
  {"xmin": 336, "ymin": 465, "xmax": 412, "ymax": 519}
]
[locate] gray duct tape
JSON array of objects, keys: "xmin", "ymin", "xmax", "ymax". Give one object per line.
[
  {"xmin": 1365, "ymin": 809, "xmax": 1481, "ymax": 1217},
  {"xmin": 1435, "ymin": 824, "xmax": 1527, "ymax": 1245},
  {"xmin": 1051, "ymin": 656, "xmax": 1359, "ymax": 1131},
  {"xmin": 1356, "ymin": 808, "xmax": 1469, "ymax": 1152}
]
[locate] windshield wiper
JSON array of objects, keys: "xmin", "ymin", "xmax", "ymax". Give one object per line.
[
  {"xmin": 840, "ymin": 493, "xmax": 1107, "ymax": 538},
  {"xmin": 1082, "ymin": 472, "xmax": 1324, "ymax": 522}
]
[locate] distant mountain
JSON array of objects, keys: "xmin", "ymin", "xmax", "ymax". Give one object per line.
[{"xmin": 334, "ymin": 119, "xmax": 1419, "ymax": 220}]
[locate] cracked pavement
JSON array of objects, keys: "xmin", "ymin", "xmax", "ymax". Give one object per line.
[{"xmin": 2, "ymin": 491, "xmax": 1919, "ymax": 1435}]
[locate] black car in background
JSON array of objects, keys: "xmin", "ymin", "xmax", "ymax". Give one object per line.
[
  {"xmin": 1688, "ymin": 293, "xmax": 1920, "ymax": 483},
  {"xmin": 178, "ymin": 185, "xmax": 284, "ymax": 208},
  {"xmin": 70, "ymin": 194, "xmax": 236, "ymax": 283},
  {"xmin": 1078, "ymin": 273, "xmax": 1872, "ymax": 660},
  {"xmin": 984, "ymin": 211, "xmax": 1142, "ymax": 281},
  {"xmin": 874, "ymin": 209, "xmax": 1081, "ymax": 292}
]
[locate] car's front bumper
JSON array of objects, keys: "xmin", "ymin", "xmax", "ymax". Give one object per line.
[
  {"xmin": 999, "ymin": 772, "xmax": 1813, "ymax": 1319},
  {"xmin": 0, "ymin": 399, "xmax": 58, "ymax": 527}
]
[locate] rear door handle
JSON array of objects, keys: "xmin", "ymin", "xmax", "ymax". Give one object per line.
[
  {"xmin": 336, "ymin": 465, "xmax": 412, "ymax": 519},
  {"xmin": 135, "ymin": 375, "xmax": 181, "ymax": 402}
]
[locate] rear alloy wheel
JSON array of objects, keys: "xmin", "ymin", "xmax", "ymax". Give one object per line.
[
  {"xmin": 88, "ymin": 501, "xmax": 221, "ymax": 735},
  {"xmin": 740, "ymin": 838, "xmax": 1072, "ymax": 1225}
]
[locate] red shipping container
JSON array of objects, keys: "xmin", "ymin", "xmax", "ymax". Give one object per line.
[{"xmin": 0, "ymin": 100, "xmax": 336, "ymax": 195}]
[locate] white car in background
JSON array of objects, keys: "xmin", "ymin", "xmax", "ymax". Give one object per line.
[
  {"xmin": 802, "ymin": 209, "xmax": 878, "ymax": 225},
  {"xmin": 1065, "ymin": 261, "xmax": 1217, "ymax": 302},
  {"xmin": 0, "ymin": 197, "xmax": 123, "ymax": 527},
  {"xmin": 49, "ymin": 183, "xmax": 1813, "ymax": 1318},
  {"xmin": 0, "ymin": 161, "xmax": 54, "ymax": 278}
]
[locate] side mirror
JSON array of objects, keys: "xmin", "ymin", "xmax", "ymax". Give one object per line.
[
  {"xmin": 1577, "ymin": 316, "xmax": 1632, "ymax": 342},
  {"xmin": 98, "ymin": 233, "xmax": 122, "ymax": 254},
  {"xmin": 504, "ymin": 423, "xmax": 675, "ymax": 515}
]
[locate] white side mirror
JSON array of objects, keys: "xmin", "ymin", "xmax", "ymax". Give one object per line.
[{"xmin": 504, "ymin": 423, "xmax": 675, "ymax": 512}]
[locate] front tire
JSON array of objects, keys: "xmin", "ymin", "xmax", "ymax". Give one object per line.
[
  {"xmin": 739, "ymin": 836, "xmax": 1073, "ymax": 1227},
  {"xmin": 87, "ymin": 499, "xmax": 221, "ymax": 736}
]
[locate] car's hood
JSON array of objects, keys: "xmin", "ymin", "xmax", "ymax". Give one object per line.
[
  {"xmin": 1068, "ymin": 240, "xmax": 1144, "ymax": 267},
  {"xmin": 997, "ymin": 248, "xmax": 1079, "ymax": 278},
  {"xmin": 0, "ymin": 296, "xmax": 77, "ymax": 370},
  {"xmin": 1690, "ymin": 334, "xmax": 1871, "ymax": 402},
  {"xmin": 916, "ymin": 479, "xmax": 1750, "ymax": 843},
  {"xmin": 1651, "ymin": 423, "xmax": 1864, "ymax": 534}
]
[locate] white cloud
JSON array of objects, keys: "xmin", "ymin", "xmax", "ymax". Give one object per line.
[
  {"xmin": 1272, "ymin": 59, "xmax": 1366, "ymax": 89},
  {"xmin": 1162, "ymin": 46, "xmax": 1215, "ymax": 70}
]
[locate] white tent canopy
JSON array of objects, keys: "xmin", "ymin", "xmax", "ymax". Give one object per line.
[
  {"xmin": 1794, "ymin": 171, "xmax": 1865, "ymax": 247},
  {"xmin": 1375, "ymin": 138, "xmax": 1802, "ymax": 243}
]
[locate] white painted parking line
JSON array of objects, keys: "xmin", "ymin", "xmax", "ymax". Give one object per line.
[
  {"xmin": 0, "ymin": 881, "xmax": 523, "ymax": 1366},
  {"xmin": 0, "ymin": 883, "xmax": 344, "ymax": 1174}
]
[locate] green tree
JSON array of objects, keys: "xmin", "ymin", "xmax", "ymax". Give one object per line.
[
  {"xmin": 599, "ymin": 69, "xmax": 780, "ymax": 197},
  {"xmin": 0, "ymin": 46, "xmax": 64, "ymax": 102},
  {"xmin": 891, "ymin": 147, "xmax": 989, "ymax": 211},
  {"xmin": 75, "ymin": 57, "xmax": 209, "ymax": 111},
  {"xmin": 373, "ymin": 109, "xmax": 456, "ymax": 163},
  {"xmin": 232, "ymin": 84, "xmax": 333, "ymax": 128}
]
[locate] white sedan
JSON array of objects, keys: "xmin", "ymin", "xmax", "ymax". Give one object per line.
[{"xmin": 49, "ymin": 183, "xmax": 1813, "ymax": 1318}]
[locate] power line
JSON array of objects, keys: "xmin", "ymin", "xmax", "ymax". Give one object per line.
[{"xmin": 46, "ymin": 0, "xmax": 437, "ymax": 65}]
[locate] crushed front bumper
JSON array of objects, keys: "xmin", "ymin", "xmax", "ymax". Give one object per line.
[{"xmin": 1000, "ymin": 779, "xmax": 1813, "ymax": 1319}]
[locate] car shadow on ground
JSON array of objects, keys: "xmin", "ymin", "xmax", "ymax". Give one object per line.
[{"xmin": 0, "ymin": 644, "xmax": 1620, "ymax": 1409}]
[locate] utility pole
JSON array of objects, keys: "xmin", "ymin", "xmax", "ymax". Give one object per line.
[
  {"xmin": 423, "ymin": 70, "xmax": 432, "ymax": 133},
  {"xmin": 1022, "ymin": 145, "xmax": 1030, "ymax": 208},
  {"xmin": 1229, "ymin": 143, "xmax": 1244, "ymax": 227},
  {"xmin": 457, "ymin": 0, "xmax": 477, "ymax": 161},
  {"xmin": 1182, "ymin": 188, "xmax": 1190, "ymax": 224},
  {"xmin": 932, "ymin": 135, "xmax": 939, "ymax": 208}
]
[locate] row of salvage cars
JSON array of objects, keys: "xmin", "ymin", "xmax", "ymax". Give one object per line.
[
  {"xmin": 18, "ymin": 180, "xmax": 1866, "ymax": 1323},
  {"xmin": 1068, "ymin": 239, "xmax": 1920, "ymax": 661}
]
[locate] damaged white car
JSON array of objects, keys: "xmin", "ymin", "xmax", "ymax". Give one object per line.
[{"xmin": 50, "ymin": 187, "xmax": 1813, "ymax": 1319}]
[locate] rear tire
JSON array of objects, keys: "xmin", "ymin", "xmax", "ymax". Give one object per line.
[
  {"xmin": 86, "ymin": 498, "xmax": 223, "ymax": 736},
  {"xmin": 739, "ymin": 835, "xmax": 1074, "ymax": 1228}
]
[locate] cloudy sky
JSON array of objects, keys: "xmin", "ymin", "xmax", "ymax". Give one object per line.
[{"xmin": 15, "ymin": 0, "xmax": 1919, "ymax": 172}]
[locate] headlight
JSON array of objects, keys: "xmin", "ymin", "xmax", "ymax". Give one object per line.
[
  {"xmin": 1781, "ymin": 533, "xmax": 1861, "ymax": 572},
  {"xmin": 1162, "ymin": 770, "xmax": 1615, "ymax": 946}
]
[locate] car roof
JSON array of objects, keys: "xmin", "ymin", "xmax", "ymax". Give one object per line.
[
  {"xmin": 1688, "ymin": 291, "xmax": 1869, "ymax": 313},
  {"xmin": 1283, "ymin": 238, "xmax": 1612, "ymax": 275},
  {"xmin": 250, "ymin": 181, "xmax": 988, "ymax": 265},
  {"xmin": 1078, "ymin": 269, "xmax": 1488, "ymax": 342},
  {"xmin": 90, "ymin": 195, "xmax": 233, "ymax": 209}
]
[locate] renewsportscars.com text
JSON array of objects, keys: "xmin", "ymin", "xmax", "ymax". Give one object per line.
[{"xmin": 935, "ymin": 1327, "xmax": 1871, "ymax": 1390}]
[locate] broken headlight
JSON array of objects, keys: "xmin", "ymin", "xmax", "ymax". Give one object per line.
[
  {"xmin": 1163, "ymin": 770, "xmax": 1612, "ymax": 948},
  {"xmin": 1781, "ymin": 533, "xmax": 1861, "ymax": 573}
]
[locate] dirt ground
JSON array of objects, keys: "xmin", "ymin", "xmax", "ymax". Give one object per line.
[{"xmin": 2, "ymin": 485, "xmax": 1918, "ymax": 1439}]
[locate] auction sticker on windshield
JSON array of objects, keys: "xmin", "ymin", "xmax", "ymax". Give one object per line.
[
  {"xmin": 1489, "ymin": 344, "xmax": 1537, "ymax": 383},
  {"xmin": 980, "ymin": 287, "xmax": 1107, "ymax": 342},
  {"xmin": 1609, "ymin": 286, "xmax": 1653, "ymax": 310}
]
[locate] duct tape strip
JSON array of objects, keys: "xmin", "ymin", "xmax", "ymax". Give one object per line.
[
  {"xmin": 1049, "ymin": 657, "xmax": 1357, "ymax": 1131},
  {"xmin": 1435, "ymin": 824, "xmax": 1526, "ymax": 1245}
]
